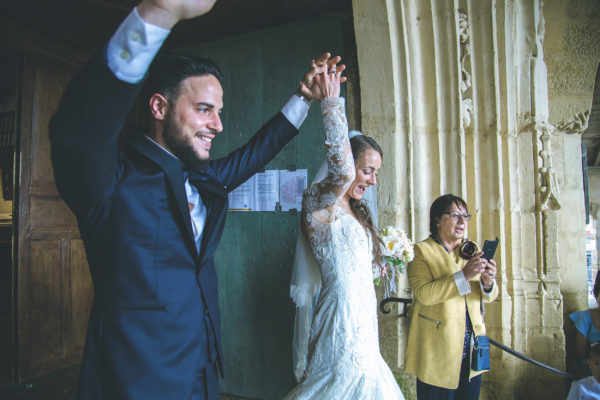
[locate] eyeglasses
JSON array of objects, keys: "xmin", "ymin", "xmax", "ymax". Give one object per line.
[{"xmin": 442, "ymin": 211, "xmax": 472, "ymax": 221}]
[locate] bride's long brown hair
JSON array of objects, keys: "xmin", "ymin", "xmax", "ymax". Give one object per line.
[{"xmin": 349, "ymin": 135, "xmax": 384, "ymax": 266}]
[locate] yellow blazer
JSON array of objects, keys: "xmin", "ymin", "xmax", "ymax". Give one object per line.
[{"xmin": 405, "ymin": 237, "xmax": 499, "ymax": 389}]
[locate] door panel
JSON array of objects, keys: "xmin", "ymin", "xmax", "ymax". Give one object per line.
[
  {"xmin": 26, "ymin": 239, "xmax": 63, "ymax": 373},
  {"xmin": 182, "ymin": 17, "xmax": 344, "ymax": 399},
  {"xmin": 68, "ymin": 239, "xmax": 94, "ymax": 353},
  {"xmin": 16, "ymin": 56, "xmax": 93, "ymax": 381}
]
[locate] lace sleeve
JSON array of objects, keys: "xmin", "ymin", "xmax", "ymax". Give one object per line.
[{"xmin": 302, "ymin": 97, "xmax": 353, "ymax": 222}]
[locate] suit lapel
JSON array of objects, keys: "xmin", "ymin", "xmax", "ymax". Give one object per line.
[
  {"xmin": 128, "ymin": 134, "xmax": 196, "ymax": 251},
  {"xmin": 129, "ymin": 134, "xmax": 232, "ymax": 262}
]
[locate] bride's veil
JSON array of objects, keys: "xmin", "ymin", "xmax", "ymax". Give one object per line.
[{"xmin": 289, "ymin": 130, "xmax": 378, "ymax": 382}]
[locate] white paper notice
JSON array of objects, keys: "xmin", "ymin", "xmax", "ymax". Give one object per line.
[
  {"xmin": 279, "ymin": 169, "xmax": 307, "ymax": 211},
  {"xmin": 255, "ymin": 170, "xmax": 280, "ymax": 211},
  {"xmin": 228, "ymin": 169, "xmax": 308, "ymax": 212},
  {"xmin": 228, "ymin": 176, "xmax": 255, "ymax": 211}
]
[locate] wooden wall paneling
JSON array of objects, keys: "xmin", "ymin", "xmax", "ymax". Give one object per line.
[
  {"xmin": 15, "ymin": 56, "xmax": 35, "ymax": 381},
  {"xmin": 219, "ymin": 36, "xmax": 264, "ymax": 398},
  {"xmin": 0, "ymin": 46, "xmax": 20, "ymax": 384},
  {"xmin": 223, "ymin": 213, "xmax": 263, "ymax": 397},
  {"xmin": 259, "ymin": 212, "xmax": 298, "ymax": 398},
  {"xmin": 66, "ymin": 239, "xmax": 93, "ymax": 355},
  {"xmin": 258, "ymin": 22, "xmax": 303, "ymax": 398},
  {"xmin": 16, "ymin": 54, "xmax": 92, "ymax": 381},
  {"xmin": 26, "ymin": 238, "xmax": 63, "ymax": 375},
  {"xmin": 0, "ymin": 13, "xmax": 93, "ymax": 384}
]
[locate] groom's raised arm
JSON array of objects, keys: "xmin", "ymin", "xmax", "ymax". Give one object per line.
[
  {"xmin": 137, "ymin": 0, "xmax": 218, "ymax": 30},
  {"xmin": 49, "ymin": 0, "xmax": 217, "ymax": 220},
  {"xmin": 208, "ymin": 54, "xmax": 347, "ymax": 189},
  {"xmin": 107, "ymin": 0, "xmax": 217, "ymax": 83}
]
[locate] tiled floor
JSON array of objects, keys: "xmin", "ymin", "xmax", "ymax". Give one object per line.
[{"xmin": 0, "ymin": 365, "xmax": 252, "ymax": 399}]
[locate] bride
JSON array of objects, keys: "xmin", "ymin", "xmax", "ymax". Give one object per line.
[{"xmin": 284, "ymin": 62, "xmax": 404, "ymax": 399}]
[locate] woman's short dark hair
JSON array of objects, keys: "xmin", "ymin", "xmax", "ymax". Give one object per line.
[
  {"xmin": 141, "ymin": 52, "xmax": 223, "ymax": 107},
  {"xmin": 429, "ymin": 194, "xmax": 469, "ymax": 235}
]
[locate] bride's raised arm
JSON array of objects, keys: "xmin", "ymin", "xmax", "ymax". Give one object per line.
[{"xmin": 301, "ymin": 86, "xmax": 354, "ymax": 223}]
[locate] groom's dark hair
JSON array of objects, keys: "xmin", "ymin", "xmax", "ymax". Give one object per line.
[{"xmin": 141, "ymin": 52, "xmax": 223, "ymax": 110}]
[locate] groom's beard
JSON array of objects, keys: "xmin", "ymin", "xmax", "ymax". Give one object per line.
[{"xmin": 162, "ymin": 111, "xmax": 209, "ymax": 173}]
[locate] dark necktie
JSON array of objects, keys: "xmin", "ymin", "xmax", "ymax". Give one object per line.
[
  {"xmin": 183, "ymin": 169, "xmax": 227, "ymax": 199},
  {"xmin": 182, "ymin": 169, "xmax": 208, "ymax": 252}
]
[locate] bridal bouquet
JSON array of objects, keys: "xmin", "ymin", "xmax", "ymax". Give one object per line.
[{"xmin": 374, "ymin": 226, "xmax": 414, "ymax": 287}]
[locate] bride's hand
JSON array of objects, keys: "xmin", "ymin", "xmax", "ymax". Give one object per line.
[
  {"xmin": 298, "ymin": 54, "xmax": 346, "ymax": 102},
  {"xmin": 322, "ymin": 63, "xmax": 343, "ymax": 98}
]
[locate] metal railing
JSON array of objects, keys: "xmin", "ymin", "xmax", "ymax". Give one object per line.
[{"xmin": 379, "ymin": 297, "xmax": 574, "ymax": 378}]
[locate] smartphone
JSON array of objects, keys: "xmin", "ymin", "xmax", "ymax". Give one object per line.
[{"xmin": 481, "ymin": 238, "xmax": 499, "ymax": 261}]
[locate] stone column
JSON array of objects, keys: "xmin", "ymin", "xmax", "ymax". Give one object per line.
[{"xmin": 352, "ymin": 0, "xmax": 584, "ymax": 398}]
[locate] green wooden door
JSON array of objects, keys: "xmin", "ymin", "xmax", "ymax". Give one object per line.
[{"xmin": 180, "ymin": 18, "xmax": 344, "ymax": 399}]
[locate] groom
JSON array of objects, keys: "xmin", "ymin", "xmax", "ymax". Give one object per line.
[{"xmin": 49, "ymin": 0, "xmax": 339, "ymax": 398}]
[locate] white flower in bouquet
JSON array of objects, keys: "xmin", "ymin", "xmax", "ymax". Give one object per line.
[{"xmin": 375, "ymin": 226, "xmax": 414, "ymax": 286}]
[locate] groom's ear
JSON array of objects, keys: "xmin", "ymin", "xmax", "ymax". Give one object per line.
[{"xmin": 149, "ymin": 93, "xmax": 169, "ymax": 121}]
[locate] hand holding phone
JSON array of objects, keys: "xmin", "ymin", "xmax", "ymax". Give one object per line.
[{"xmin": 480, "ymin": 239, "xmax": 498, "ymax": 287}]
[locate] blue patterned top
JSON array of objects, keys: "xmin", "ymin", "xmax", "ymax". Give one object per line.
[{"xmin": 570, "ymin": 309, "xmax": 600, "ymax": 344}]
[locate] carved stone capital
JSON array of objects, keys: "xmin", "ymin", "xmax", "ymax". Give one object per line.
[{"xmin": 553, "ymin": 110, "xmax": 590, "ymax": 134}]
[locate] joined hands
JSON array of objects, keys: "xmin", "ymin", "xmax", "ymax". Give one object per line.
[{"xmin": 298, "ymin": 52, "xmax": 346, "ymax": 102}]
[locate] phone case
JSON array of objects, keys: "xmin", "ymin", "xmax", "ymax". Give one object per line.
[{"xmin": 482, "ymin": 238, "xmax": 499, "ymax": 260}]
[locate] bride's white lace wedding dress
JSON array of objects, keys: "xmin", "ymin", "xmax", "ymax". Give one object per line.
[{"xmin": 284, "ymin": 97, "xmax": 404, "ymax": 400}]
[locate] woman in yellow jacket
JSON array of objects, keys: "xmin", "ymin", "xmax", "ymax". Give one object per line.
[{"xmin": 406, "ymin": 194, "xmax": 499, "ymax": 399}]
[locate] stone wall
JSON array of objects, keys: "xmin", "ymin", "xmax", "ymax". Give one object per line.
[
  {"xmin": 544, "ymin": 0, "xmax": 600, "ymax": 394},
  {"xmin": 352, "ymin": 0, "xmax": 600, "ymax": 398},
  {"xmin": 544, "ymin": 0, "xmax": 600, "ymax": 312}
]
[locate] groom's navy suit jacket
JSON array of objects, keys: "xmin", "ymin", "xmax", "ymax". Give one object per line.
[{"xmin": 49, "ymin": 53, "xmax": 299, "ymax": 399}]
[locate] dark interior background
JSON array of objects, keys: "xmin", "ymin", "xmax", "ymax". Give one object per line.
[{"xmin": 0, "ymin": 0, "xmax": 353, "ymax": 52}]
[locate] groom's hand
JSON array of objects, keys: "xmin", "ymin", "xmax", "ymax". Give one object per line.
[{"xmin": 138, "ymin": 0, "xmax": 218, "ymax": 29}]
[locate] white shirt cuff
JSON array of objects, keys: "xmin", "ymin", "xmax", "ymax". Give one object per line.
[
  {"xmin": 453, "ymin": 271, "xmax": 471, "ymax": 296},
  {"xmin": 106, "ymin": 7, "xmax": 171, "ymax": 84},
  {"xmin": 281, "ymin": 94, "xmax": 310, "ymax": 129},
  {"xmin": 481, "ymin": 280, "xmax": 496, "ymax": 296}
]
